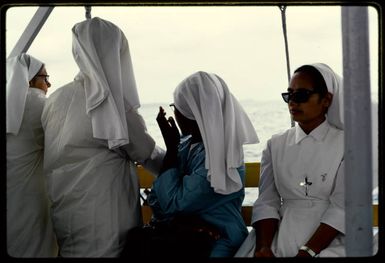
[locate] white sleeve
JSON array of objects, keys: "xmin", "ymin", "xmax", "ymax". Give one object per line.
[
  {"xmin": 120, "ymin": 109, "xmax": 156, "ymax": 162},
  {"xmin": 140, "ymin": 145, "xmax": 166, "ymax": 177},
  {"xmin": 251, "ymin": 139, "xmax": 281, "ymax": 224},
  {"xmin": 321, "ymin": 159, "xmax": 345, "ymax": 234},
  {"xmin": 120, "ymin": 109, "xmax": 165, "ymax": 175}
]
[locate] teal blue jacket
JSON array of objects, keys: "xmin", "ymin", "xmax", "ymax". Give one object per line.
[{"xmin": 148, "ymin": 136, "xmax": 248, "ymax": 257}]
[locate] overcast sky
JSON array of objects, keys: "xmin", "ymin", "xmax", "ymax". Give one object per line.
[{"xmin": 5, "ymin": 5, "xmax": 379, "ymax": 104}]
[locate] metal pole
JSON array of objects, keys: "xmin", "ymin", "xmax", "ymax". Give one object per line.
[
  {"xmin": 278, "ymin": 5, "xmax": 295, "ymax": 128},
  {"xmin": 85, "ymin": 6, "xmax": 92, "ymax": 20},
  {"xmin": 341, "ymin": 6, "xmax": 373, "ymax": 256},
  {"xmin": 279, "ymin": 5, "xmax": 291, "ymax": 85},
  {"xmin": 8, "ymin": 6, "xmax": 54, "ymax": 58}
]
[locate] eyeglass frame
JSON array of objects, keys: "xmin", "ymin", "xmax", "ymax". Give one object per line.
[
  {"xmin": 36, "ymin": 74, "xmax": 50, "ymax": 83},
  {"xmin": 281, "ymin": 88, "xmax": 319, "ymax": 104}
]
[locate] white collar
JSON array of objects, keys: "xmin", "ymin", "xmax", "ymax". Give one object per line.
[
  {"xmin": 29, "ymin": 87, "xmax": 46, "ymax": 96},
  {"xmin": 295, "ymin": 120, "xmax": 330, "ymax": 144}
]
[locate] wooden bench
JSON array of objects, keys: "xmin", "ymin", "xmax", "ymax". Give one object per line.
[{"xmin": 137, "ymin": 163, "xmax": 378, "ymax": 227}]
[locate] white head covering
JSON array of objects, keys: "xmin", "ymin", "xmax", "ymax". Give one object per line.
[
  {"xmin": 6, "ymin": 53, "xmax": 44, "ymax": 135},
  {"xmin": 173, "ymin": 71, "xmax": 259, "ymax": 195},
  {"xmin": 310, "ymin": 63, "xmax": 344, "ymax": 130},
  {"xmin": 72, "ymin": 17, "xmax": 140, "ymax": 149}
]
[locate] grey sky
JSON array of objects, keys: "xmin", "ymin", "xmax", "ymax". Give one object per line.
[{"xmin": 6, "ymin": 5, "xmax": 379, "ymax": 104}]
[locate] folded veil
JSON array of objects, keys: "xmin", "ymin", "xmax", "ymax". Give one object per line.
[
  {"xmin": 174, "ymin": 71, "xmax": 259, "ymax": 195},
  {"xmin": 6, "ymin": 53, "xmax": 43, "ymax": 135},
  {"xmin": 311, "ymin": 63, "xmax": 344, "ymax": 130},
  {"xmin": 72, "ymin": 17, "xmax": 140, "ymax": 149}
]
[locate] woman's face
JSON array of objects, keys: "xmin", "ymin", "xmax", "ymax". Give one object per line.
[
  {"xmin": 288, "ymin": 71, "xmax": 331, "ymax": 131},
  {"xmin": 172, "ymin": 106, "xmax": 201, "ymax": 138},
  {"xmin": 173, "ymin": 107, "xmax": 192, "ymax": 136},
  {"xmin": 29, "ymin": 66, "xmax": 51, "ymax": 94}
]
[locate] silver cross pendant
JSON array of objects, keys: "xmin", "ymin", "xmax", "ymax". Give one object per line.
[{"xmin": 299, "ymin": 176, "xmax": 312, "ymax": 196}]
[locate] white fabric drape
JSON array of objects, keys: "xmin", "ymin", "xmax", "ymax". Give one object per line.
[
  {"xmin": 72, "ymin": 17, "xmax": 140, "ymax": 149},
  {"xmin": 7, "ymin": 86, "xmax": 58, "ymax": 256},
  {"xmin": 311, "ymin": 63, "xmax": 344, "ymax": 130},
  {"xmin": 41, "ymin": 17, "xmax": 163, "ymax": 256},
  {"xmin": 173, "ymin": 71, "xmax": 259, "ymax": 195},
  {"xmin": 6, "ymin": 53, "xmax": 43, "ymax": 135}
]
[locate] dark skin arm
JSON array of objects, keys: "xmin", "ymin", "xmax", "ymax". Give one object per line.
[
  {"xmin": 253, "ymin": 218, "xmax": 279, "ymax": 257},
  {"xmin": 156, "ymin": 106, "xmax": 180, "ymax": 173},
  {"xmin": 253, "ymin": 220, "xmax": 339, "ymax": 257},
  {"xmin": 295, "ymin": 223, "xmax": 340, "ymax": 257}
]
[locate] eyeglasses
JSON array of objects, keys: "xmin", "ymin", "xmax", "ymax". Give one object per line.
[
  {"xmin": 281, "ymin": 89, "xmax": 318, "ymax": 103},
  {"xmin": 169, "ymin": 103, "xmax": 176, "ymax": 111},
  {"xmin": 36, "ymin": 74, "xmax": 49, "ymax": 83}
]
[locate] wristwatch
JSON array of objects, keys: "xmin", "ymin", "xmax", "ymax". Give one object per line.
[{"xmin": 299, "ymin": 245, "xmax": 318, "ymax": 257}]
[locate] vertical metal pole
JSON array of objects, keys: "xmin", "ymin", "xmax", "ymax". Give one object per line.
[
  {"xmin": 279, "ymin": 5, "xmax": 291, "ymax": 85},
  {"xmin": 85, "ymin": 6, "xmax": 92, "ymax": 20},
  {"xmin": 341, "ymin": 6, "xmax": 373, "ymax": 256},
  {"xmin": 8, "ymin": 6, "xmax": 54, "ymax": 58},
  {"xmin": 278, "ymin": 5, "xmax": 295, "ymax": 128}
]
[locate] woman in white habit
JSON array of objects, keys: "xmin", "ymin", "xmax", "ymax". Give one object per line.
[
  {"xmin": 7, "ymin": 53, "xmax": 58, "ymax": 257},
  {"xmin": 41, "ymin": 17, "xmax": 164, "ymax": 257},
  {"xmin": 235, "ymin": 63, "xmax": 346, "ymax": 257}
]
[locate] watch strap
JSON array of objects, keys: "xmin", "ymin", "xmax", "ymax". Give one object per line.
[{"xmin": 300, "ymin": 245, "xmax": 318, "ymax": 257}]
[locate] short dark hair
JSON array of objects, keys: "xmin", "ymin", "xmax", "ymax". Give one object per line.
[{"xmin": 294, "ymin": 65, "xmax": 328, "ymax": 98}]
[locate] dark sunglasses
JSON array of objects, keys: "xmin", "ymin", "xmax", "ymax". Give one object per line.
[{"xmin": 281, "ymin": 89, "xmax": 318, "ymax": 103}]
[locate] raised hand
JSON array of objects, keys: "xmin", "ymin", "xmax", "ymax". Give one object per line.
[
  {"xmin": 156, "ymin": 106, "xmax": 180, "ymax": 152},
  {"xmin": 156, "ymin": 106, "xmax": 180, "ymax": 173}
]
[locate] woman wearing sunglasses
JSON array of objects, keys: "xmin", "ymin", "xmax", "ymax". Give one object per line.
[
  {"xmin": 235, "ymin": 63, "xmax": 345, "ymax": 257},
  {"xmin": 6, "ymin": 53, "xmax": 57, "ymax": 257}
]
